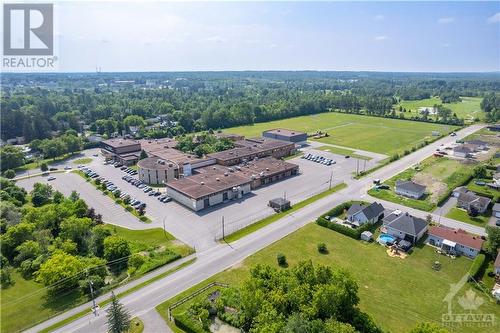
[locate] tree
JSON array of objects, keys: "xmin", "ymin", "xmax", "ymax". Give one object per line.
[
  {"xmin": 468, "ymin": 204, "xmax": 479, "ymax": 217},
  {"xmin": 277, "ymin": 253, "xmax": 287, "ymax": 267},
  {"xmin": 36, "ymin": 251, "xmax": 86, "ymax": 294},
  {"xmin": 60, "ymin": 217, "xmax": 93, "ymax": 253},
  {"xmin": 0, "ymin": 145, "xmax": 25, "ymax": 171},
  {"xmin": 139, "ymin": 149, "xmax": 148, "ymax": 160},
  {"xmin": 30, "ymin": 183, "xmax": 53, "ymax": 207},
  {"xmin": 484, "ymin": 226, "xmax": 500, "ymax": 256},
  {"xmin": 103, "ymin": 236, "xmax": 131, "ymax": 273},
  {"xmin": 472, "ymin": 165, "xmax": 488, "ymax": 179},
  {"xmin": 40, "ymin": 162, "xmax": 48, "ymax": 172},
  {"xmin": 90, "ymin": 225, "xmax": 112, "ymax": 257},
  {"xmin": 3, "ymin": 169, "xmax": 15, "ymax": 179},
  {"xmin": 107, "ymin": 292, "xmax": 131, "ymax": 333}
]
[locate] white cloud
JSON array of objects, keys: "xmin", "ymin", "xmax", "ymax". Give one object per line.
[
  {"xmin": 487, "ymin": 12, "xmax": 500, "ymax": 23},
  {"xmin": 197, "ymin": 36, "xmax": 227, "ymax": 44},
  {"xmin": 373, "ymin": 35, "xmax": 388, "ymax": 41},
  {"xmin": 441, "ymin": 42, "xmax": 451, "ymax": 48},
  {"xmin": 438, "ymin": 17, "xmax": 455, "ymax": 24},
  {"xmin": 373, "ymin": 14, "xmax": 385, "ymax": 21}
]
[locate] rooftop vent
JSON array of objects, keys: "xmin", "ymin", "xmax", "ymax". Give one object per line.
[
  {"xmin": 224, "ymin": 172, "xmax": 228, "ymax": 176},
  {"xmin": 266, "ymin": 168, "xmax": 269, "ymax": 171},
  {"xmin": 216, "ymin": 178, "xmax": 220, "ymax": 181},
  {"xmin": 201, "ymin": 181, "xmax": 205, "ymax": 185}
]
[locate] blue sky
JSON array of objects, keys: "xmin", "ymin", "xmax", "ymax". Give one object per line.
[{"xmin": 53, "ymin": 1, "xmax": 499, "ymax": 72}]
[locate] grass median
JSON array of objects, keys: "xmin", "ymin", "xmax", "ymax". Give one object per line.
[{"xmin": 224, "ymin": 182, "xmax": 347, "ymax": 243}]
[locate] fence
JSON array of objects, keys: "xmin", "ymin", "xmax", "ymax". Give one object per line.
[{"xmin": 167, "ymin": 282, "xmax": 229, "ymax": 321}]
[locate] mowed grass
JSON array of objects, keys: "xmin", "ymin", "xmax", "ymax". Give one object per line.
[
  {"xmin": 1, "ymin": 226, "xmax": 192, "ymax": 333},
  {"xmin": 315, "ymin": 145, "xmax": 372, "ymax": 160},
  {"xmin": 158, "ymin": 223, "xmax": 499, "ymax": 333},
  {"xmin": 223, "ymin": 112, "xmax": 457, "ymax": 156},
  {"xmin": 445, "ymin": 207, "xmax": 492, "ymax": 227},
  {"xmin": 398, "ymin": 96, "xmax": 484, "ymax": 121}
]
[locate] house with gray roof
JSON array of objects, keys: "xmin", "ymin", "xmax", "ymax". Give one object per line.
[
  {"xmin": 347, "ymin": 202, "xmax": 384, "ymax": 226},
  {"xmin": 492, "ymin": 203, "xmax": 500, "ymax": 218},
  {"xmin": 465, "ymin": 140, "xmax": 488, "ymax": 151},
  {"xmin": 457, "ymin": 190, "xmax": 491, "ymax": 214},
  {"xmin": 382, "ymin": 210, "xmax": 428, "ymax": 244},
  {"xmin": 453, "ymin": 145, "xmax": 472, "ymax": 158},
  {"xmin": 395, "ymin": 180, "xmax": 426, "ymax": 199}
]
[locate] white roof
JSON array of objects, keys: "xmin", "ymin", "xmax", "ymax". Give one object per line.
[
  {"xmin": 443, "ymin": 239, "xmax": 457, "ymax": 247},
  {"xmin": 361, "ymin": 231, "xmax": 373, "ymax": 236}
]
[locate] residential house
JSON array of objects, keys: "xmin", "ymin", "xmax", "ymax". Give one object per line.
[
  {"xmin": 428, "ymin": 226, "xmax": 484, "ymax": 259},
  {"xmin": 493, "ymin": 203, "xmax": 500, "ymax": 219},
  {"xmin": 453, "ymin": 145, "xmax": 472, "ymax": 158},
  {"xmin": 382, "ymin": 210, "xmax": 428, "ymax": 244},
  {"xmin": 395, "ymin": 180, "xmax": 426, "ymax": 199},
  {"xmin": 346, "ymin": 202, "xmax": 384, "ymax": 226},
  {"xmin": 457, "ymin": 190, "xmax": 491, "ymax": 214}
]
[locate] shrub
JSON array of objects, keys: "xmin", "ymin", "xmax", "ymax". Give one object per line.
[
  {"xmin": 468, "ymin": 254, "xmax": 485, "ymax": 280},
  {"xmin": 115, "ymin": 198, "xmax": 122, "ymax": 204},
  {"xmin": 277, "ymin": 253, "xmax": 287, "ymax": 267},
  {"xmin": 317, "ymin": 243, "xmax": 328, "ymax": 254},
  {"xmin": 40, "ymin": 163, "xmax": 48, "ymax": 172},
  {"xmin": 94, "ymin": 178, "xmax": 101, "ymax": 185},
  {"xmin": 139, "ymin": 216, "xmax": 148, "ymax": 222},
  {"xmin": 173, "ymin": 313, "xmax": 206, "ymax": 333},
  {"xmin": 3, "ymin": 169, "xmax": 15, "ymax": 179},
  {"xmin": 125, "ymin": 206, "xmax": 133, "ymax": 212}
]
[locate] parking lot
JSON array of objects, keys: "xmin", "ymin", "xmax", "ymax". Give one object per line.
[{"xmin": 15, "ymin": 146, "xmax": 383, "ymax": 251}]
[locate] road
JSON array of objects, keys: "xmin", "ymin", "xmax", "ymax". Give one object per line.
[{"xmin": 25, "ymin": 124, "xmax": 486, "ymax": 333}]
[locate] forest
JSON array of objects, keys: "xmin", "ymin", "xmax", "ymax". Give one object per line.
[{"xmin": 1, "ymin": 71, "xmax": 499, "ymax": 145}]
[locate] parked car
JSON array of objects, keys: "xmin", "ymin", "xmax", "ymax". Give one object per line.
[
  {"xmin": 47, "ymin": 176, "xmax": 56, "ymax": 181},
  {"xmin": 161, "ymin": 196, "xmax": 172, "ymax": 203},
  {"xmin": 49, "ymin": 167, "xmax": 58, "ymax": 171},
  {"xmin": 474, "ymin": 180, "xmax": 486, "ymax": 186},
  {"xmin": 496, "ymin": 219, "xmax": 500, "ymax": 227}
]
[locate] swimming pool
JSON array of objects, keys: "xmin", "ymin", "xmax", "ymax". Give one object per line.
[{"xmin": 378, "ymin": 233, "xmax": 396, "ymax": 245}]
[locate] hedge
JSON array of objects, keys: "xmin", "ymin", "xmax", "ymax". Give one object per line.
[
  {"xmin": 173, "ymin": 312, "xmax": 207, "ymax": 333},
  {"xmin": 468, "ymin": 254, "xmax": 486, "ymax": 280},
  {"xmin": 316, "ymin": 201, "xmax": 380, "ymax": 240}
]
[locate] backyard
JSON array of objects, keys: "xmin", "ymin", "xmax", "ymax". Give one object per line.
[
  {"xmin": 157, "ymin": 223, "xmax": 499, "ymax": 333},
  {"xmin": 223, "ymin": 112, "xmax": 457, "ymax": 156},
  {"xmin": 369, "ymin": 156, "xmax": 475, "ymax": 211},
  {"xmin": 0, "ymin": 226, "xmax": 192, "ymax": 333},
  {"xmin": 445, "ymin": 207, "xmax": 492, "ymax": 227}
]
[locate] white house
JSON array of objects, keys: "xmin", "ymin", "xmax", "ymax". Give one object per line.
[
  {"xmin": 427, "ymin": 226, "xmax": 484, "ymax": 259},
  {"xmin": 346, "ymin": 202, "xmax": 384, "ymax": 226}
]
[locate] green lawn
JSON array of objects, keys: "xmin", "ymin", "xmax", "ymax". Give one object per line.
[
  {"xmin": 369, "ymin": 156, "xmax": 474, "ymax": 211},
  {"xmin": 445, "ymin": 208, "xmax": 492, "ymax": 227},
  {"xmin": 1, "ymin": 226, "xmax": 192, "ymax": 333},
  {"xmin": 72, "ymin": 157, "xmax": 93, "ymax": 165},
  {"xmin": 467, "ymin": 180, "xmax": 500, "ymax": 202},
  {"xmin": 315, "ymin": 145, "xmax": 372, "ymax": 160},
  {"xmin": 398, "ymin": 96, "xmax": 484, "ymax": 121},
  {"xmin": 158, "ymin": 223, "xmax": 499, "ymax": 333},
  {"xmin": 223, "ymin": 112, "xmax": 457, "ymax": 156}
]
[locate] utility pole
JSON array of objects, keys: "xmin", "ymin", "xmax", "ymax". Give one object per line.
[
  {"xmin": 89, "ymin": 279, "xmax": 98, "ymax": 316},
  {"xmin": 329, "ymin": 171, "xmax": 333, "ymax": 189},
  {"xmin": 221, "ymin": 216, "xmax": 225, "ymax": 240},
  {"xmin": 162, "ymin": 217, "xmax": 167, "ymax": 240},
  {"xmin": 356, "ymin": 158, "xmax": 359, "ymax": 175}
]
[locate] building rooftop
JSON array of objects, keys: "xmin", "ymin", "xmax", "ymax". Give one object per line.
[
  {"xmin": 102, "ymin": 138, "xmax": 140, "ymax": 149},
  {"xmin": 140, "ymin": 138, "xmax": 210, "ymax": 166},
  {"xmin": 429, "ymin": 226, "xmax": 484, "ymax": 250},
  {"xmin": 347, "ymin": 202, "xmax": 384, "ymax": 220},
  {"xmin": 166, "ymin": 168, "xmax": 251, "ymax": 199},
  {"xmin": 385, "ymin": 212, "xmax": 428, "ymax": 236},
  {"xmin": 263, "ymin": 128, "xmax": 306, "ymax": 137},
  {"xmin": 208, "ymin": 138, "xmax": 294, "ymax": 162},
  {"xmin": 137, "ymin": 156, "xmax": 178, "ymax": 170},
  {"xmin": 395, "ymin": 180, "xmax": 426, "ymax": 193},
  {"xmin": 454, "ymin": 145, "xmax": 472, "ymax": 154}
]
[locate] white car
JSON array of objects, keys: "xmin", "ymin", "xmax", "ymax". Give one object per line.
[{"xmin": 47, "ymin": 176, "xmax": 56, "ymax": 181}]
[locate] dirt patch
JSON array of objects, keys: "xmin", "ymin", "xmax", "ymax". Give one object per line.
[
  {"xmin": 412, "ymin": 172, "xmax": 447, "ymax": 203},
  {"xmin": 154, "ymin": 245, "xmax": 166, "ymax": 253},
  {"xmin": 228, "ymin": 260, "xmax": 244, "ymax": 271}
]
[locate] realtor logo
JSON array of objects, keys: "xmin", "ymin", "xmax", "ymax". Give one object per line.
[{"xmin": 3, "ymin": 3, "xmax": 53, "ymax": 55}]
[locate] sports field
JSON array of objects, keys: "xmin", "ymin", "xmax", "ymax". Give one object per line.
[
  {"xmin": 224, "ymin": 112, "xmax": 457, "ymax": 156},
  {"xmin": 398, "ymin": 96, "xmax": 484, "ymax": 121}
]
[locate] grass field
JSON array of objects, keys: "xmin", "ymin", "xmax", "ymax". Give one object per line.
[
  {"xmin": 445, "ymin": 207, "xmax": 492, "ymax": 227},
  {"xmin": 314, "ymin": 145, "xmax": 372, "ymax": 160},
  {"xmin": 368, "ymin": 156, "xmax": 474, "ymax": 211},
  {"xmin": 158, "ymin": 223, "xmax": 499, "ymax": 333},
  {"xmin": 398, "ymin": 96, "xmax": 484, "ymax": 121},
  {"xmin": 72, "ymin": 157, "xmax": 93, "ymax": 165},
  {"xmin": 1, "ymin": 226, "xmax": 192, "ymax": 333},
  {"xmin": 223, "ymin": 112, "xmax": 457, "ymax": 156}
]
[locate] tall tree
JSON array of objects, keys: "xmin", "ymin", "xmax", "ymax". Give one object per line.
[{"xmin": 106, "ymin": 292, "xmax": 131, "ymax": 333}]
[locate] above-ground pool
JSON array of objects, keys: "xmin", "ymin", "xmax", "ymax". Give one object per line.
[{"xmin": 377, "ymin": 233, "xmax": 396, "ymax": 245}]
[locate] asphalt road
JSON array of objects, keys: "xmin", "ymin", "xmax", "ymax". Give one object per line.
[{"xmin": 26, "ymin": 124, "xmax": 486, "ymax": 333}]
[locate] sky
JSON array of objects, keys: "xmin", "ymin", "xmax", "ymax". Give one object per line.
[{"xmin": 40, "ymin": 1, "xmax": 500, "ymax": 72}]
